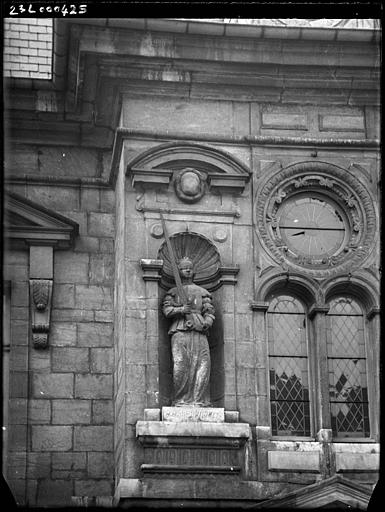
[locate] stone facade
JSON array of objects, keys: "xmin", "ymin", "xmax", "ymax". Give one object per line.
[{"xmin": 3, "ymin": 18, "xmax": 380, "ymax": 509}]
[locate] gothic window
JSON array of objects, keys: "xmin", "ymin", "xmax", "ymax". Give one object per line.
[
  {"xmin": 326, "ymin": 297, "xmax": 370, "ymax": 438},
  {"xmin": 267, "ymin": 295, "xmax": 311, "ymax": 436}
]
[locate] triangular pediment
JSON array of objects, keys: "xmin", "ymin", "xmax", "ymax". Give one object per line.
[
  {"xmin": 255, "ymin": 475, "xmax": 373, "ymax": 510},
  {"xmin": 4, "ymin": 191, "xmax": 79, "ymax": 248}
]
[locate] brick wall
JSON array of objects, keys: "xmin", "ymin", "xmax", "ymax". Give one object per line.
[{"xmin": 4, "ymin": 18, "xmax": 53, "ymax": 79}]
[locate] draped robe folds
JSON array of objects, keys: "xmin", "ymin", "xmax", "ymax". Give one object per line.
[{"xmin": 163, "ymin": 283, "xmax": 215, "ymax": 407}]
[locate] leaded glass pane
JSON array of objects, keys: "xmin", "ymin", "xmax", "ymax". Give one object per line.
[
  {"xmin": 270, "ymin": 357, "xmax": 309, "ymax": 401},
  {"xmin": 330, "ymin": 402, "xmax": 370, "ymax": 438},
  {"xmin": 268, "ymin": 296, "xmax": 306, "ymax": 356},
  {"xmin": 329, "ymin": 359, "xmax": 367, "ymax": 402},
  {"xmin": 327, "ymin": 297, "xmax": 369, "ymax": 438},
  {"xmin": 327, "ymin": 315, "xmax": 365, "ymax": 358},
  {"xmin": 268, "ymin": 295, "xmax": 310, "ymax": 437}
]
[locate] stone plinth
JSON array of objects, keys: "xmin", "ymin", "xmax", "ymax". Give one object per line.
[{"xmin": 136, "ymin": 418, "xmax": 249, "ymax": 476}]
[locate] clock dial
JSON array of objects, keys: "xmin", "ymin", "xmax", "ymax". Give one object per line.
[{"xmin": 277, "ymin": 196, "xmax": 347, "ymax": 259}]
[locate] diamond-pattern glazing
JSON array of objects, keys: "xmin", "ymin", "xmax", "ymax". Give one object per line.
[
  {"xmin": 330, "ymin": 402, "xmax": 369, "ymax": 437},
  {"xmin": 329, "ymin": 358, "xmax": 366, "ymax": 401},
  {"xmin": 271, "ymin": 399, "xmax": 311, "ymax": 436},
  {"xmin": 270, "ymin": 357, "xmax": 309, "ymax": 401},
  {"xmin": 268, "ymin": 296, "xmax": 306, "ymax": 356},
  {"xmin": 272, "ymin": 313, "xmax": 306, "ymax": 355},
  {"xmin": 329, "ymin": 315, "xmax": 363, "ymax": 357},
  {"xmin": 268, "ymin": 295, "xmax": 310, "ymax": 436},
  {"xmin": 327, "ymin": 297, "xmax": 369, "ymax": 437}
]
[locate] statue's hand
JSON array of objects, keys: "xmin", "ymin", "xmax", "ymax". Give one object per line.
[
  {"xmin": 202, "ymin": 322, "xmax": 210, "ymax": 332},
  {"xmin": 182, "ymin": 303, "xmax": 192, "ymax": 314},
  {"xmin": 185, "ymin": 319, "xmax": 194, "ymax": 330}
]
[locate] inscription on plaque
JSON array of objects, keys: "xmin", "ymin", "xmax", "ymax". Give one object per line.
[
  {"xmin": 162, "ymin": 407, "xmax": 225, "ymax": 423},
  {"xmin": 144, "ymin": 447, "xmax": 239, "ymax": 468}
]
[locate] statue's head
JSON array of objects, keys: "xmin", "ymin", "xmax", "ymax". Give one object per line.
[{"xmin": 178, "ymin": 257, "xmax": 194, "ymax": 280}]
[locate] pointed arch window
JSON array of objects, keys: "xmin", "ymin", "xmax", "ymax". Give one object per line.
[
  {"xmin": 326, "ymin": 297, "xmax": 370, "ymax": 438},
  {"xmin": 267, "ymin": 295, "xmax": 311, "ymax": 437}
]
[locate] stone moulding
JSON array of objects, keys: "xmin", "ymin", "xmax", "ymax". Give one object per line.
[
  {"xmin": 121, "ymin": 140, "xmax": 250, "ymax": 195},
  {"xmin": 30, "ymin": 279, "xmax": 53, "ymax": 349},
  {"xmin": 136, "ymin": 420, "xmax": 249, "ymax": 476},
  {"xmin": 139, "ymin": 205, "xmax": 241, "ymax": 218},
  {"xmin": 255, "ymin": 161, "xmax": 377, "ymax": 278},
  {"xmin": 254, "ymin": 474, "xmax": 373, "ymax": 509},
  {"xmin": 253, "ymin": 267, "xmax": 379, "ymax": 314},
  {"xmin": 4, "ymin": 191, "xmax": 79, "ymax": 249},
  {"xmin": 110, "ymin": 128, "xmax": 379, "ymax": 186}
]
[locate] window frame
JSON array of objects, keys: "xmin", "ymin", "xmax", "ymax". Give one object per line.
[
  {"xmin": 267, "ymin": 294, "xmax": 313, "ymax": 438},
  {"xmin": 265, "ymin": 286, "xmax": 378, "ymax": 442}
]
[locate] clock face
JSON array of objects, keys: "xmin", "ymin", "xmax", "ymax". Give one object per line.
[{"xmin": 276, "ymin": 195, "xmax": 348, "ymax": 259}]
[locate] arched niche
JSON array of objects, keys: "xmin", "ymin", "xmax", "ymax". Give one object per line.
[
  {"xmin": 157, "ymin": 231, "xmax": 221, "ymax": 290},
  {"xmin": 157, "ymin": 231, "xmax": 225, "ymax": 407}
]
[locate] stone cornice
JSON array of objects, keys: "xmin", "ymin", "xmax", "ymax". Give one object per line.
[
  {"xmin": 110, "ymin": 128, "xmax": 379, "ymax": 187},
  {"xmin": 4, "ymin": 175, "xmax": 111, "ymax": 188},
  {"xmin": 55, "ymin": 18, "xmax": 381, "ymax": 43}
]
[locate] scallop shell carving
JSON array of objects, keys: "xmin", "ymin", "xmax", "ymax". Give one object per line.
[{"xmin": 158, "ymin": 232, "xmax": 221, "ymax": 288}]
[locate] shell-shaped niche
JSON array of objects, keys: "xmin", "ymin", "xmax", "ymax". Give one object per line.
[{"xmin": 158, "ymin": 232, "xmax": 221, "ymax": 290}]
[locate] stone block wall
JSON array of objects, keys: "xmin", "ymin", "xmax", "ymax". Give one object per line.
[
  {"xmin": 3, "ymin": 182, "xmax": 116, "ymax": 507},
  {"xmin": 4, "ymin": 18, "xmax": 380, "ymax": 509},
  {"xmin": 4, "ymin": 18, "xmax": 53, "ymax": 79}
]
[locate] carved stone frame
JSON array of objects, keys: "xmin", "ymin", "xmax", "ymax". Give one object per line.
[{"xmin": 255, "ymin": 161, "xmax": 377, "ymax": 278}]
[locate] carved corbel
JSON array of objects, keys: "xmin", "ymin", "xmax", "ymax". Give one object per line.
[{"xmin": 30, "ymin": 279, "xmax": 53, "ymax": 349}]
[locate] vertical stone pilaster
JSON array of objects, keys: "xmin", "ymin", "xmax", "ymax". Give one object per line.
[
  {"xmin": 220, "ymin": 267, "xmax": 239, "ymax": 412},
  {"xmin": 317, "ymin": 428, "xmax": 335, "ymax": 478},
  {"xmin": 250, "ymin": 302, "xmax": 269, "ymax": 426},
  {"xmin": 309, "ymin": 305, "xmax": 330, "ymax": 431},
  {"xmin": 140, "ymin": 259, "xmax": 163, "ymax": 409},
  {"xmin": 367, "ymin": 307, "xmax": 380, "ymax": 440}
]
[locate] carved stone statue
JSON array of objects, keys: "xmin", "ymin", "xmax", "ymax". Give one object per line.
[{"xmin": 162, "ymin": 257, "xmax": 215, "ymax": 407}]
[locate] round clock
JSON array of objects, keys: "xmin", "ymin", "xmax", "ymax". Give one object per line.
[
  {"xmin": 256, "ymin": 162, "xmax": 377, "ymax": 276},
  {"xmin": 275, "ymin": 194, "xmax": 349, "ymax": 262}
]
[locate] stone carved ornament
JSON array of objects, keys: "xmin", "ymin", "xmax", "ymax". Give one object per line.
[
  {"xmin": 158, "ymin": 231, "xmax": 221, "ymax": 291},
  {"xmin": 30, "ymin": 279, "xmax": 53, "ymax": 349},
  {"xmin": 255, "ymin": 162, "xmax": 377, "ymax": 278},
  {"xmin": 173, "ymin": 168, "xmax": 208, "ymax": 203}
]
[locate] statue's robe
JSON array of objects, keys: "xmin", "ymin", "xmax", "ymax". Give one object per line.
[{"xmin": 163, "ymin": 283, "xmax": 215, "ymax": 406}]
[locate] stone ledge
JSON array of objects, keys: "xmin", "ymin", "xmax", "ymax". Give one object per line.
[
  {"xmin": 115, "ymin": 477, "xmax": 287, "ymax": 501},
  {"xmin": 136, "ymin": 421, "xmax": 250, "ymax": 439},
  {"xmin": 141, "ymin": 464, "xmax": 241, "ymax": 474},
  {"xmin": 335, "ymin": 453, "xmax": 380, "ymax": 473},
  {"xmin": 268, "ymin": 450, "xmax": 320, "ymax": 472},
  {"xmin": 143, "ymin": 408, "xmax": 240, "ymax": 423}
]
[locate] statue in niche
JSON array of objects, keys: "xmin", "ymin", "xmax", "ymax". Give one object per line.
[{"xmin": 162, "ymin": 257, "xmax": 215, "ymax": 407}]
